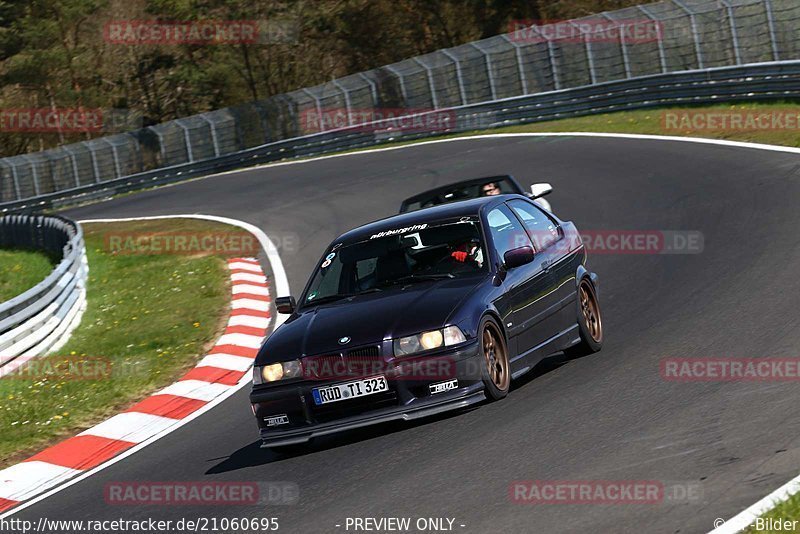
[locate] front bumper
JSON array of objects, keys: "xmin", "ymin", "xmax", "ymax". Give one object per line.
[{"xmin": 249, "ymin": 340, "xmax": 484, "ymax": 447}]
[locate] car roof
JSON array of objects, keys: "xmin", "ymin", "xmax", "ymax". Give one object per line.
[
  {"xmin": 335, "ymin": 194, "xmax": 526, "ymax": 245},
  {"xmin": 400, "ymin": 174, "xmax": 522, "ymax": 207}
]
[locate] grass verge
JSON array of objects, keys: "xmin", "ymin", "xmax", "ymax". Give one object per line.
[
  {"xmin": 746, "ymin": 492, "xmax": 800, "ymax": 533},
  {"xmin": 0, "ymin": 218, "xmax": 246, "ymax": 467},
  {"xmin": 320, "ymin": 101, "xmax": 800, "ymax": 157},
  {"xmin": 0, "ymin": 249, "xmax": 55, "ymax": 302}
]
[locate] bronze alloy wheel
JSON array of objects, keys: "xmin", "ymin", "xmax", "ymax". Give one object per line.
[
  {"xmin": 483, "ymin": 321, "xmax": 510, "ymax": 392},
  {"xmin": 579, "ymin": 279, "xmax": 603, "ymax": 343}
]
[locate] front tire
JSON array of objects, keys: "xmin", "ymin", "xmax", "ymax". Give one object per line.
[
  {"xmin": 480, "ymin": 316, "xmax": 510, "ymax": 400},
  {"xmin": 565, "ymin": 278, "xmax": 603, "ymax": 357}
]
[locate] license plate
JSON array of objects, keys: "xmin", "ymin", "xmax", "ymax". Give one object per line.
[{"xmin": 312, "ymin": 376, "xmax": 388, "ymax": 405}]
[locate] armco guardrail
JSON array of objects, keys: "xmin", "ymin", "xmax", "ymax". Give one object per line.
[
  {"xmin": 1, "ymin": 0, "xmax": 799, "ymax": 208},
  {"xmin": 0, "ymin": 215, "xmax": 88, "ymax": 372},
  {"xmin": 1, "ymin": 60, "xmax": 799, "ymax": 214}
]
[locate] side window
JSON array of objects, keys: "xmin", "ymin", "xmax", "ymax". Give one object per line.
[
  {"xmin": 508, "ymin": 199, "xmax": 561, "ymax": 251},
  {"xmin": 486, "ymin": 205, "xmax": 533, "ymax": 265}
]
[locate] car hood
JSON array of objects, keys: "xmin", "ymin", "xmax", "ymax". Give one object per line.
[{"xmin": 257, "ymin": 276, "xmax": 486, "ymax": 363}]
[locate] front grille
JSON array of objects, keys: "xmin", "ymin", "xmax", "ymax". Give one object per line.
[
  {"xmin": 302, "ymin": 346, "xmax": 383, "ymax": 381},
  {"xmin": 302, "ymin": 354, "xmax": 342, "ymax": 380},
  {"xmin": 346, "ymin": 346, "xmax": 380, "ymax": 359}
]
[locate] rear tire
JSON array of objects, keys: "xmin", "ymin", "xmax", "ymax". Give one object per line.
[
  {"xmin": 565, "ymin": 278, "xmax": 603, "ymax": 358},
  {"xmin": 479, "ymin": 316, "xmax": 511, "ymax": 400}
]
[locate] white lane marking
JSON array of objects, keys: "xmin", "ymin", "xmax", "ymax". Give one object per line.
[
  {"xmin": 156, "ymin": 380, "xmax": 233, "ymax": 402},
  {"xmin": 231, "ymin": 272, "xmax": 267, "ymax": 283},
  {"xmin": 709, "ymin": 477, "xmax": 800, "ymax": 533},
  {"xmin": 231, "ymin": 298, "xmax": 271, "ymax": 311},
  {"xmin": 228, "ymin": 261, "xmax": 264, "ymax": 272},
  {"xmin": 231, "ymin": 284, "xmax": 270, "ymax": 296},
  {"xmin": 79, "ymin": 412, "xmax": 178, "ymax": 443},
  {"xmin": 0, "ymin": 214, "xmax": 288, "ymax": 519},
  {"xmin": 0, "ymin": 462, "xmax": 83, "ymax": 502},
  {"xmin": 227, "ymin": 315, "xmax": 271, "ymax": 329},
  {"xmin": 196, "ymin": 353, "xmax": 254, "ymax": 372},
  {"xmin": 214, "ymin": 333, "xmax": 264, "ymax": 349}
]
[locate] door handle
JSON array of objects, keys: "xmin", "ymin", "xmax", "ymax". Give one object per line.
[{"xmin": 542, "ymin": 260, "xmax": 552, "ymax": 273}]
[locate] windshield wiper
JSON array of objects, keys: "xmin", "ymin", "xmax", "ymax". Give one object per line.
[
  {"xmin": 379, "ymin": 273, "xmax": 455, "ymax": 287},
  {"xmin": 302, "ymin": 293, "xmax": 356, "ymax": 306},
  {"xmin": 302, "ymin": 288, "xmax": 383, "ymax": 307}
]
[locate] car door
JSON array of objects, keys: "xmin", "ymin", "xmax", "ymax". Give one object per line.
[
  {"xmin": 507, "ymin": 198, "xmax": 579, "ymax": 337},
  {"xmin": 484, "ymin": 204, "xmax": 553, "ymax": 366}
]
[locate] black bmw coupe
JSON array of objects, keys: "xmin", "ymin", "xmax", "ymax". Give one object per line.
[{"xmin": 250, "ymin": 194, "xmax": 602, "ymax": 447}]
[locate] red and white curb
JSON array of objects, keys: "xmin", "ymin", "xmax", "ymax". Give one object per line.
[{"xmin": 0, "ymin": 257, "xmax": 271, "ymax": 513}]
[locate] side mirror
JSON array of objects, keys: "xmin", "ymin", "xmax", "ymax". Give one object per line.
[
  {"xmin": 275, "ymin": 296, "xmax": 296, "ymax": 314},
  {"xmin": 503, "ymin": 246, "xmax": 535, "ymax": 270},
  {"xmin": 530, "ymin": 182, "xmax": 553, "ymax": 199}
]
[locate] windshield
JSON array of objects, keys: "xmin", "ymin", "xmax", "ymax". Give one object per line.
[
  {"xmin": 302, "ymin": 220, "xmax": 486, "ymax": 306},
  {"xmin": 401, "ymin": 177, "xmax": 518, "ymax": 212}
]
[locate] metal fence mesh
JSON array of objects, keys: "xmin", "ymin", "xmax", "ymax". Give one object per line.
[{"xmin": 0, "ymin": 0, "xmax": 796, "ymax": 204}]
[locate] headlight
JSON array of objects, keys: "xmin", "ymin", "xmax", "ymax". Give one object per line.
[
  {"xmin": 393, "ymin": 326, "xmax": 466, "ymax": 356},
  {"xmin": 253, "ymin": 360, "xmax": 302, "ymax": 385}
]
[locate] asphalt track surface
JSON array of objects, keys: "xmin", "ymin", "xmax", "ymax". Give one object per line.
[{"xmin": 13, "ymin": 135, "xmax": 800, "ymax": 533}]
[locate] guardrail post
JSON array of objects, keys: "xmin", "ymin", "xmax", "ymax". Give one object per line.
[
  {"xmin": 149, "ymin": 128, "xmax": 166, "ymax": 165},
  {"xmin": 174, "ymin": 119, "xmax": 195, "ymax": 162},
  {"xmin": 8, "ymin": 159, "xmax": 21, "ymax": 200},
  {"xmin": 301, "ymin": 89, "xmax": 325, "ymax": 131},
  {"xmin": 413, "ymin": 57, "xmax": 439, "ymax": 109},
  {"xmin": 470, "ymin": 42, "xmax": 497, "ymax": 100},
  {"xmin": 198, "ymin": 114, "xmax": 221, "ymax": 156},
  {"xmin": 764, "ymin": 0, "xmax": 779, "ymax": 61},
  {"xmin": 21, "ymin": 155, "xmax": 40, "ymax": 196},
  {"xmin": 526, "ymin": 25, "xmax": 561, "ymax": 90},
  {"xmin": 103, "ymin": 138, "xmax": 122, "ymax": 178},
  {"xmin": 384, "ymin": 65, "xmax": 408, "ymax": 105},
  {"xmin": 331, "ymin": 80, "xmax": 354, "ymax": 125},
  {"xmin": 500, "ymin": 35, "xmax": 529, "ymax": 95},
  {"xmin": 672, "ymin": 0, "xmax": 704, "ymax": 69},
  {"xmin": 601, "ymin": 14, "xmax": 631, "ymax": 79},
  {"xmin": 570, "ymin": 22, "xmax": 597, "ymax": 84},
  {"xmin": 719, "ymin": 0, "xmax": 742, "ymax": 65},
  {"xmin": 358, "ymin": 73, "xmax": 379, "ymax": 107},
  {"xmin": 440, "ymin": 49, "xmax": 468, "ymax": 104},
  {"xmin": 61, "ymin": 145, "xmax": 81, "ymax": 187},
  {"xmin": 637, "ymin": 5, "xmax": 668, "ymax": 73}
]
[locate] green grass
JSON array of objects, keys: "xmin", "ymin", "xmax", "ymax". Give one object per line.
[
  {"xmin": 746, "ymin": 493, "xmax": 800, "ymax": 532},
  {"xmin": 0, "ymin": 249, "xmax": 55, "ymax": 302},
  {"xmin": 0, "ymin": 218, "xmax": 246, "ymax": 466},
  {"xmin": 491, "ymin": 101, "xmax": 800, "ymax": 147},
  {"xmin": 309, "ymin": 101, "xmax": 800, "ymax": 157}
]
